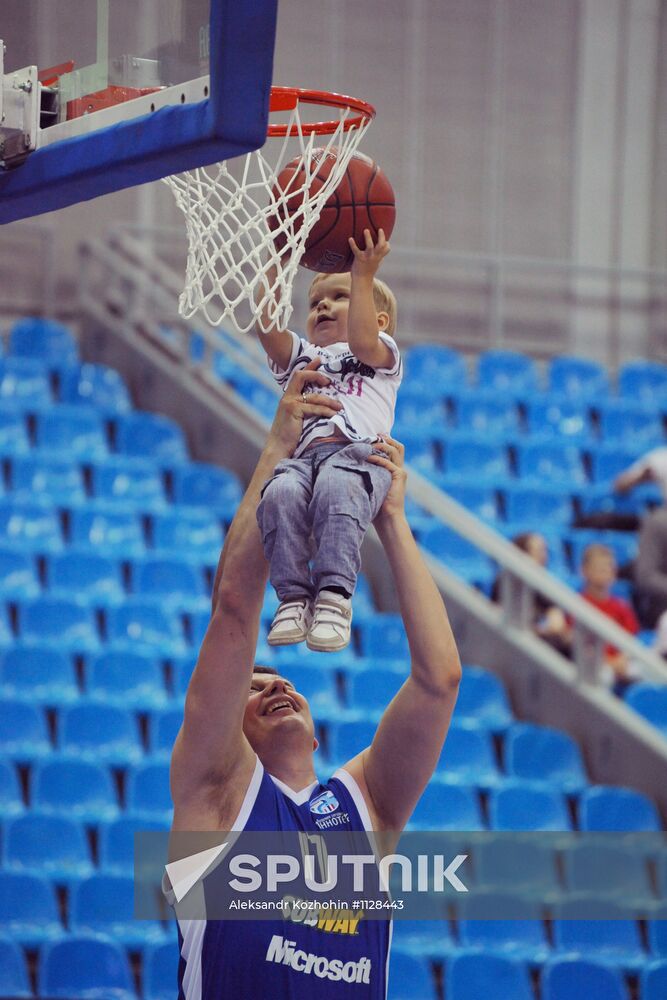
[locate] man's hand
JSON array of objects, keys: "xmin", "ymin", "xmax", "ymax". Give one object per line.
[
  {"xmin": 368, "ymin": 434, "xmax": 407, "ymax": 525},
  {"xmin": 267, "ymin": 359, "xmax": 343, "ymax": 457},
  {"xmin": 349, "ymin": 228, "xmax": 390, "ymax": 279}
]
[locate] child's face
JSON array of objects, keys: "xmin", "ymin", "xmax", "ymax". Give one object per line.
[
  {"xmin": 306, "ymin": 273, "xmax": 352, "ymax": 347},
  {"xmin": 583, "ymin": 552, "xmax": 616, "ymax": 592}
]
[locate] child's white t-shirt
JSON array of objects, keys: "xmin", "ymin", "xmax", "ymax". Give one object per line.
[{"xmin": 269, "ymin": 330, "xmax": 402, "ymax": 458}]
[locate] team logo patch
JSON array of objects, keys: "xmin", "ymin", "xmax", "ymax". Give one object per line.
[{"xmin": 309, "ymin": 790, "xmax": 340, "ymax": 816}]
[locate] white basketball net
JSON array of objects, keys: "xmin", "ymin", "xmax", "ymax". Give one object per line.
[{"xmin": 164, "ymin": 100, "xmax": 373, "ymax": 334}]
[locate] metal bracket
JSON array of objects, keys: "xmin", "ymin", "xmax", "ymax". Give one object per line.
[{"xmin": 0, "ymin": 41, "xmax": 40, "ymax": 168}]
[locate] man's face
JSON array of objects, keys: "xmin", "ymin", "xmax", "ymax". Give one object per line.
[
  {"xmin": 306, "ymin": 274, "xmax": 352, "ymax": 348},
  {"xmin": 243, "ymin": 671, "xmax": 315, "ymax": 752},
  {"xmin": 583, "ymin": 553, "xmax": 616, "ymax": 591}
]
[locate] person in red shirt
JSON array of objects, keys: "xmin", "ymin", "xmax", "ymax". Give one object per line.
[{"xmin": 580, "ymin": 543, "xmax": 640, "ymax": 686}]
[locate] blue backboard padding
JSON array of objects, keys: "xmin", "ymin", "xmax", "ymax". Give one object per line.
[{"xmin": 0, "ymin": 0, "xmax": 278, "ymax": 224}]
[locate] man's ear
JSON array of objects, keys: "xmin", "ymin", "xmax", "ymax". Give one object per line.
[
  {"xmin": 376, "ymin": 311, "xmax": 390, "ymax": 332},
  {"xmin": 313, "ymin": 737, "xmax": 320, "ymax": 752}
]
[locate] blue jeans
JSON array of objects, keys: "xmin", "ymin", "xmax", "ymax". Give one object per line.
[{"xmin": 256, "ymin": 441, "xmax": 392, "ymax": 601}]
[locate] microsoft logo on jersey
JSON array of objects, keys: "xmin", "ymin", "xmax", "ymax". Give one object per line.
[
  {"xmin": 266, "ymin": 935, "xmax": 371, "ymax": 984},
  {"xmin": 309, "ymin": 791, "xmax": 340, "ymax": 816}
]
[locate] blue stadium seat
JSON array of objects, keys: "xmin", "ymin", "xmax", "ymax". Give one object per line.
[
  {"xmin": 0, "ymin": 357, "xmax": 53, "ymax": 407},
  {"xmin": 455, "ymin": 891, "xmax": 550, "ymax": 963},
  {"xmin": 489, "ymin": 781, "xmax": 571, "ymax": 831},
  {"xmin": 148, "ymin": 707, "xmax": 184, "ymax": 758},
  {"xmin": 648, "ymin": 907, "xmax": 667, "ymax": 958},
  {"xmin": 35, "ymin": 406, "xmax": 109, "ymax": 460},
  {"xmin": 88, "ymin": 649, "xmax": 168, "ymax": 711},
  {"xmin": 403, "ymin": 344, "xmax": 467, "ymax": 388},
  {"xmin": 9, "ymin": 455, "xmax": 87, "ymax": 506},
  {"xmin": 618, "ymin": 360, "xmax": 667, "ymax": 401},
  {"xmin": 71, "ymin": 874, "xmax": 165, "ymax": 947},
  {"xmin": 548, "ymin": 356, "xmax": 610, "ymax": 399},
  {"xmin": 446, "ymin": 951, "xmax": 533, "ymax": 1000},
  {"xmin": 17, "ymin": 596, "xmax": 100, "ymax": 652},
  {"xmin": 0, "ymin": 498, "xmax": 64, "ymax": 553},
  {"xmin": 524, "ymin": 398, "xmax": 593, "ymax": 441},
  {"xmin": 502, "ymin": 484, "xmax": 573, "ymax": 527},
  {"xmin": 562, "ymin": 842, "xmax": 653, "ymax": 902},
  {"xmin": 59, "ymin": 702, "xmax": 143, "ymax": 766},
  {"xmin": 387, "ymin": 949, "xmax": 436, "ymax": 999},
  {"xmin": 144, "ymin": 941, "xmax": 180, "ymax": 1000},
  {"xmin": 0, "ymin": 698, "xmax": 51, "ymax": 761},
  {"xmin": 542, "ymin": 957, "xmax": 628, "ymax": 1000},
  {"xmin": 0, "ymin": 870, "xmax": 62, "ymax": 946},
  {"xmin": 172, "ymin": 462, "xmax": 242, "ymax": 514},
  {"xmin": 327, "ymin": 719, "xmax": 376, "ymax": 766},
  {"xmin": 418, "ymin": 523, "xmax": 495, "ymax": 587},
  {"xmin": 514, "ymin": 439, "xmax": 586, "ymax": 485},
  {"xmin": 9, "ymin": 317, "xmax": 79, "ymax": 368},
  {"xmin": 348, "ymin": 668, "xmax": 404, "ymax": 716},
  {"xmin": 641, "ymin": 962, "xmax": 667, "ymax": 1000},
  {"xmin": 445, "ymin": 434, "xmax": 511, "ymax": 482},
  {"xmin": 69, "ymin": 503, "xmax": 146, "ymax": 557},
  {"xmin": 32, "ymin": 757, "xmax": 119, "ymax": 823},
  {"xmin": 439, "ymin": 481, "xmax": 498, "ymax": 522},
  {"xmin": 99, "ymin": 815, "xmax": 170, "ymax": 877},
  {"xmin": 0, "ymin": 935, "xmax": 32, "ymax": 998},
  {"xmin": 0, "ymin": 547, "xmax": 40, "ymax": 599},
  {"xmin": 133, "ymin": 557, "xmax": 207, "ymax": 607},
  {"xmin": 127, "ymin": 761, "xmax": 172, "ymax": 823},
  {"xmin": 454, "ymin": 667, "xmax": 513, "ymax": 732},
  {"xmin": 90, "ymin": 456, "xmax": 168, "ymax": 511},
  {"xmin": 552, "ymin": 897, "xmax": 646, "ymax": 970},
  {"xmin": 59, "ymin": 362, "xmax": 132, "ymax": 413},
  {"xmin": 0, "ymin": 405, "xmax": 30, "ymax": 455},
  {"xmin": 407, "ymin": 782, "xmax": 484, "ymax": 831},
  {"xmin": 187, "ymin": 606, "xmax": 212, "ymax": 648},
  {"xmin": 46, "ymin": 551, "xmax": 125, "ymax": 606},
  {"xmin": 114, "ymin": 410, "xmax": 189, "ymax": 463},
  {"xmin": 3, "ymin": 812, "xmax": 94, "ymax": 884},
  {"xmin": 579, "ymin": 785, "xmax": 661, "ymax": 832},
  {"xmin": 623, "ymin": 684, "xmax": 667, "ymax": 740},
  {"xmin": 589, "ymin": 444, "xmax": 646, "ymax": 485},
  {"xmin": 452, "ymin": 390, "xmax": 521, "ymax": 437},
  {"xmin": 151, "ymin": 508, "xmax": 224, "ymax": 562},
  {"xmin": 357, "ymin": 614, "xmax": 410, "ymax": 660},
  {"xmin": 390, "ymin": 918, "xmax": 453, "ymax": 958},
  {"xmin": 395, "ymin": 392, "xmax": 448, "ymax": 436},
  {"xmin": 0, "ymin": 645, "xmax": 78, "ymax": 705},
  {"xmin": 435, "ymin": 723, "xmax": 501, "ymax": 788},
  {"xmin": 474, "ymin": 836, "xmax": 560, "ymax": 897},
  {"xmin": 477, "ymin": 350, "xmax": 540, "ymax": 395},
  {"xmin": 597, "ymin": 401, "xmax": 664, "ymax": 447},
  {"xmin": 106, "ymin": 599, "xmax": 188, "ymax": 656},
  {"xmin": 505, "ymin": 723, "xmax": 588, "ymax": 794},
  {"xmin": 39, "ymin": 934, "xmax": 136, "ymax": 999},
  {"xmin": 0, "ymin": 760, "xmax": 25, "ymax": 816}
]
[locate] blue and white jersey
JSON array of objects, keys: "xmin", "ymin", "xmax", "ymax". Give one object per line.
[{"xmin": 164, "ymin": 758, "xmax": 392, "ymax": 999}]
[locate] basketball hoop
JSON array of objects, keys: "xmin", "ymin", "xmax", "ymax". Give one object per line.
[{"xmin": 164, "ymin": 87, "xmax": 375, "ymax": 334}]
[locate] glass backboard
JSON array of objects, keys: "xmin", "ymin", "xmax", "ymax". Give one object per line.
[{"xmin": 0, "ymin": 0, "xmax": 278, "ymax": 223}]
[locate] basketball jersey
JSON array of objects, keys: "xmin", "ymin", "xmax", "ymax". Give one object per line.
[{"xmin": 165, "ymin": 758, "xmax": 392, "ymax": 999}]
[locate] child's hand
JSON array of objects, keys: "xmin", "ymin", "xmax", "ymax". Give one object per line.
[{"xmin": 348, "ymin": 228, "xmax": 390, "ymax": 278}]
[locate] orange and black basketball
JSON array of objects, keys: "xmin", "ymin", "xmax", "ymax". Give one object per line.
[{"xmin": 271, "ymin": 148, "xmax": 396, "ymax": 272}]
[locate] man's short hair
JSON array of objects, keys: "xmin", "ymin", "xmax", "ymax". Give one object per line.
[{"xmin": 252, "ymin": 665, "xmax": 279, "ymax": 676}]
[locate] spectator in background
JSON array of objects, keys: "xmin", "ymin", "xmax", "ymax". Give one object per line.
[
  {"xmin": 492, "ymin": 532, "xmax": 572, "ymax": 657},
  {"xmin": 634, "ymin": 506, "xmax": 667, "ymax": 629},
  {"xmin": 579, "ymin": 543, "xmax": 640, "ymax": 692}
]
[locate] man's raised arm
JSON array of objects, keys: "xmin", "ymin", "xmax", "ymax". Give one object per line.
[
  {"xmin": 343, "ymin": 437, "xmax": 462, "ymax": 833},
  {"xmin": 170, "ymin": 363, "xmax": 342, "ymax": 826}
]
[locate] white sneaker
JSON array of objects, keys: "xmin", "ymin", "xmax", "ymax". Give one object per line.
[
  {"xmin": 267, "ymin": 599, "xmax": 313, "ymax": 646},
  {"xmin": 307, "ymin": 590, "xmax": 353, "ymax": 652}
]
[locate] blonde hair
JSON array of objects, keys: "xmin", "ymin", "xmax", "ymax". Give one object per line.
[{"xmin": 309, "ymin": 273, "xmax": 398, "ymax": 336}]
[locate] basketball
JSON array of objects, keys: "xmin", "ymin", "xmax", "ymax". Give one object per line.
[{"xmin": 271, "ymin": 148, "xmax": 396, "ymax": 273}]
